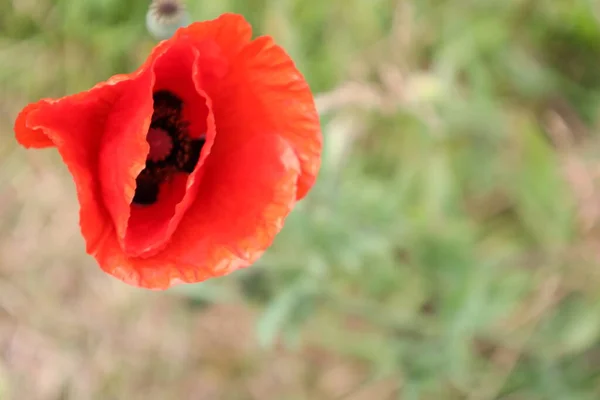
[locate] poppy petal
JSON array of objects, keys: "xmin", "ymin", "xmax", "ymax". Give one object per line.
[
  {"xmin": 123, "ymin": 42, "xmax": 219, "ymax": 258},
  {"xmin": 97, "ymin": 69, "xmax": 155, "ymax": 254},
  {"xmin": 174, "ymin": 13, "xmax": 252, "ymax": 61},
  {"xmin": 94, "ymin": 134, "xmax": 300, "ymax": 289},
  {"xmin": 173, "ymin": 16, "xmax": 321, "ymax": 200},
  {"xmin": 97, "ymin": 39, "xmax": 217, "ymax": 258},
  {"xmin": 14, "ymin": 103, "xmax": 55, "ymax": 148},
  {"xmin": 14, "ymin": 77, "xmax": 146, "ymax": 256},
  {"xmin": 205, "ymin": 35, "xmax": 321, "ymax": 201}
]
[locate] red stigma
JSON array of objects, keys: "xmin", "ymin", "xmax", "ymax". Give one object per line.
[{"xmin": 146, "ymin": 127, "xmax": 173, "ymax": 162}]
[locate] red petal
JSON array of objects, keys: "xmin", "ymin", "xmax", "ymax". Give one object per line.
[
  {"xmin": 175, "ymin": 14, "xmax": 321, "ymax": 200},
  {"xmin": 124, "ymin": 47, "xmax": 218, "ymax": 257},
  {"xmin": 99, "ymin": 39, "xmax": 219, "ymax": 258},
  {"xmin": 174, "ymin": 13, "xmax": 252, "ymax": 60},
  {"xmin": 14, "ymin": 103, "xmax": 54, "ymax": 148},
  {"xmin": 208, "ymin": 36, "xmax": 322, "ymax": 200},
  {"xmin": 171, "ymin": 133, "xmax": 300, "ymax": 270},
  {"xmin": 95, "ymin": 134, "xmax": 300, "ymax": 289},
  {"xmin": 14, "ymin": 77, "xmax": 145, "ymax": 257},
  {"xmin": 97, "ymin": 68, "xmax": 154, "ymax": 254}
]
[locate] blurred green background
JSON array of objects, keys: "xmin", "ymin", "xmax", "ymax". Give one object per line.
[{"xmin": 2, "ymin": 0, "xmax": 600, "ymax": 399}]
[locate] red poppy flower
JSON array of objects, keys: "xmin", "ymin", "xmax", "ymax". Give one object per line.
[{"xmin": 14, "ymin": 13, "xmax": 321, "ymax": 289}]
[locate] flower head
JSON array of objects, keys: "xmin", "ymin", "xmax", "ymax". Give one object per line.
[{"xmin": 14, "ymin": 13, "xmax": 322, "ymax": 289}]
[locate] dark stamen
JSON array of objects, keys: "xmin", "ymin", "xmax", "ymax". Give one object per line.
[
  {"xmin": 152, "ymin": 90, "xmax": 183, "ymax": 111},
  {"xmin": 133, "ymin": 172, "xmax": 159, "ymax": 205},
  {"xmin": 131, "ymin": 91, "xmax": 205, "ymax": 206},
  {"xmin": 178, "ymin": 137, "xmax": 205, "ymax": 173}
]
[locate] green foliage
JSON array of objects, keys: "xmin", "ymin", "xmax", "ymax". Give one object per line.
[{"xmin": 3, "ymin": 0, "xmax": 600, "ymax": 398}]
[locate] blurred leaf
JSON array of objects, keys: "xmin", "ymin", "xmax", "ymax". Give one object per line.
[
  {"xmin": 511, "ymin": 114, "xmax": 575, "ymax": 249},
  {"xmin": 169, "ymin": 280, "xmax": 234, "ymax": 306},
  {"xmin": 257, "ymin": 278, "xmax": 318, "ymax": 348}
]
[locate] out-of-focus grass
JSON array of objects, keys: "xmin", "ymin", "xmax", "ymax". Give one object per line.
[{"xmin": 2, "ymin": 0, "xmax": 600, "ymax": 399}]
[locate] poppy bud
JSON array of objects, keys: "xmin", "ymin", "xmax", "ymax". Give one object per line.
[{"xmin": 146, "ymin": 0, "xmax": 190, "ymax": 40}]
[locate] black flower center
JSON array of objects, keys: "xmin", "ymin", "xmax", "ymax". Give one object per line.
[{"xmin": 132, "ymin": 91, "xmax": 205, "ymax": 206}]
